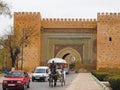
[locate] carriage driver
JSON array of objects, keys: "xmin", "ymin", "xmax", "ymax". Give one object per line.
[
  {"xmin": 49, "ymin": 61, "xmax": 58, "ymax": 86},
  {"xmin": 49, "ymin": 61, "xmax": 56, "ymax": 73}
]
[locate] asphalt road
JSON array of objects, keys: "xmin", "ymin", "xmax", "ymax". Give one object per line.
[{"xmin": 0, "ymin": 71, "xmax": 77, "ymax": 90}]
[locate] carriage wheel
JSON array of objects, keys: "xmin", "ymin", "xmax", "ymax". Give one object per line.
[
  {"xmin": 61, "ymin": 74, "xmax": 65, "ymax": 86},
  {"xmin": 54, "ymin": 80, "xmax": 56, "ymax": 87},
  {"xmin": 49, "ymin": 78, "xmax": 53, "ymax": 87},
  {"xmin": 61, "ymin": 80, "xmax": 65, "ymax": 86}
]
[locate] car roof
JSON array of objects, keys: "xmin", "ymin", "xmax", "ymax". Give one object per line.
[{"xmin": 36, "ymin": 66, "xmax": 49, "ymax": 69}]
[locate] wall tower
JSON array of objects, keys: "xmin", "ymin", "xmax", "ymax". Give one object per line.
[{"xmin": 14, "ymin": 12, "xmax": 42, "ymax": 71}]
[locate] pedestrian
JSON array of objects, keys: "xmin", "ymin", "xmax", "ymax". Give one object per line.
[{"xmin": 3, "ymin": 67, "xmax": 8, "ymax": 74}]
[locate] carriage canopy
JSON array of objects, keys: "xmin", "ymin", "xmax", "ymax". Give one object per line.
[{"xmin": 48, "ymin": 58, "xmax": 67, "ymax": 64}]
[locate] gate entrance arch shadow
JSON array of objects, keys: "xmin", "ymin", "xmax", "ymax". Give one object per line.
[{"xmin": 56, "ymin": 47, "xmax": 82, "ymax": 70}]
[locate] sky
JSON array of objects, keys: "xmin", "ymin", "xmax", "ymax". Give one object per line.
[{"xmin": 0, "ymin": 0, "xmax": 120, "ymax": 36}]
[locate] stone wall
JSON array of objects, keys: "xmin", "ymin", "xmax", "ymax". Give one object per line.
[
  {"xmin": 97, "ymin": 13, "xmax": 120, "ymax": 70},
  {"xmin": 14, "ymin": 12, "xmax": 41, "ymax": 71},
  {"xmin": 42, "ymin": 18, "xmax": 97, "ymax": 28},
  {"xmin": 13, "ymin": 12, "xmax": 120, "ymax": 71},
  {"xmin": 14, "ymin": 12, "xmax": 97, "ymax": 71}
]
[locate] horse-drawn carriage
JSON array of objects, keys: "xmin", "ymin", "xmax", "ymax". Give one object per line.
[{"xmin": 48, "ymin": 58, "xmax": 66, "ymax": 87}]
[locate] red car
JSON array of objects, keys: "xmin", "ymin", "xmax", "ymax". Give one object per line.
[{"xmin": 2, "ymin": 70, "xmax": 30, "ymax": 90}]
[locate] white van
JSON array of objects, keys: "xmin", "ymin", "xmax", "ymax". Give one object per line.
[{"xmin": 31, "ymin": 66, "xmax": 49, "ymax": 82}]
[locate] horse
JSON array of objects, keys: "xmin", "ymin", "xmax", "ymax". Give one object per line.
[
  {"xmin": 49, "ymin": 71, "xmax": 58, "ymax": 87},
  {"xmin": 49, "ymin": 69, "xmax": 66, "ymax": 87}
]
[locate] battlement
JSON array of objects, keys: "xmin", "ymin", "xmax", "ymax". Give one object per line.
[
  {"xmin": 98, "ymin": 12, "xmax": 120, "ymax": 16},
  {"xmin": 42, "ymin": 18, "xmax": 96, "ymax": 22},
  {"xmin": 97, "ymin": 12, "xmax": 120, "ymax": 22},
  {"xmin": 14, "ymin": 12, "xmax": 41, "ymax": 36},
  {"xmin": 14, "ymin": 12, "xmax": 41, "ymax": 27},
  {"xmin": 14, "ymin": 12, "xmax": 40, "ymax": 17},
  {"xmin": 14, "ymin": 12, "xmax": 41, "ymax": 23},
  {"xmin": 42, "ymin": 18, "xmax": 97, "ymax": 28}
]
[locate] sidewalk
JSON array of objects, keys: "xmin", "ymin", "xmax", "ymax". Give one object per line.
[{"xmin": 65, "ymin": 73, "xmax": 104, "ymax": 90}]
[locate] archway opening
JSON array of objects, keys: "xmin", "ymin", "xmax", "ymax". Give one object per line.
[
  {"xmin": 62, "ymin": 53, "xmax": 70, "ymax": 59},
  {"xmin": 56, "ymin": 47, "xmax": 81, "ymax": 71},
  {"xmin": 63, "ymin": 53, "xmax": 76, "ymax": 70}
]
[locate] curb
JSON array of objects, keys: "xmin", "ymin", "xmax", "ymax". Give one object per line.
[{"xmin": 90, "ymin": 73, "xmax": 110, "ymax": 90}]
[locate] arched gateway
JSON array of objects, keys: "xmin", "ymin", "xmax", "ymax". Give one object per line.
[
  {"xmin": 42, "ymin": 32, "xmax": 97, "ymax": 71},
  {"xmin": 15, "ymin": 12, "xmax": 120, "ymax": 71},
  {"xmin": 56, "ymin": 47, "xmax": 82, "ymax": 69},
  {"xmin": 56, "ymin": 47, "xmax": 81, "ymax": 61},
  {"xmin": 14, "ymin": 12, "xmax": 97, "ymax": 71}
]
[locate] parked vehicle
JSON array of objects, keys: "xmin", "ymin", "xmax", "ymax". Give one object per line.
[
  {"xmin": 2, "ymin": 70, "xmax": 30, "ymax": 90},
  {"xmin": 32, "ymin": 66, "xmax": 49, "ymax": 82}
]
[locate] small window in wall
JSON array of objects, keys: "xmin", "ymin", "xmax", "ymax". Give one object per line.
[
  {"xmin": 25, "ymin": 44, "xmax": 27, "ymax": 47},
  {"xmin": 109, "ymin": 37, "xmax": 112, "ymax": 42}
]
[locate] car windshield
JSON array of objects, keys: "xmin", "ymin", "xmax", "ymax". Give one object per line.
[
  {"xmin": 34, "ymin": 69, "xmax": 45, "ymax": 73},
  {"xmin": 7, "ymin": 71, "xmax": 24, "ymax": 77}
]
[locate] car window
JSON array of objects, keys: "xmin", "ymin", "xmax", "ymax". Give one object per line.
[
  {"xmin": 34, "ymin": 69, "xmax": 45, "ymax": 73},
  {"xmin": 7, "ymin": 71, "xmax": 24, "ymax": 77}
]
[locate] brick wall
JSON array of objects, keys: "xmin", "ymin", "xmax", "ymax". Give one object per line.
[
  {"xmin": 14, "ymin": 12, "xmax": 41, "ymax": 72},
  {"xmin": 97, "ymin": 13, "xmax": 120, "ymax": 70},
  {"xmin": 13, "ymin": 12, "xmax": 120, "ymax": 71}
]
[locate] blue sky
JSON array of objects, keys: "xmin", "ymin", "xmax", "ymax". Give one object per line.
[{"xmin": 0, "ymin": 0, "xmax": 120, "ymax": 35}]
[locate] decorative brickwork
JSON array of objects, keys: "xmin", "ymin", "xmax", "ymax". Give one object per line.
[
  {"xmin": 97, "ymin": 12, "xmax": 120, "ymax": 70},
  {"xmin": 42, "ymin": 33, "xmax": 96, "ymax": 70},
  {"xmin": 14, "ymin": 12, "xmax": 41, "ymax": 71}
]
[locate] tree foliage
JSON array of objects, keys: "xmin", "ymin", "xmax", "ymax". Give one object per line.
[{"xmin": 0, "ymin": 0, "xmax": 11, "ymax": 17}]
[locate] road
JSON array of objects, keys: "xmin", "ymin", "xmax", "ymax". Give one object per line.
[{"xmin": 0, "ymin": 71, "xmax": 77, "ymax": 90}]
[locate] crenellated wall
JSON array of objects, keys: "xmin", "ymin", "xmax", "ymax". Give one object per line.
[
  {"xmin": 14, "ymin": 12, "xmax": 42, "ymax": 71},
  {"xmin": 14, "ymin": 12, "xmax": 41, "ymax": 39},
  {"xmin": 13, "ymin": 12, "xmax": 120, "ymax": 71},
  {"xmin": 97, "ymin": 12, "xmax": 120, "ymax": 70},
  {"xmin": 97, "ymin": 13, "xmax": 120, "ymax": 22},
  {"xmin": 42, "ymin": 18, "xmax": 97, "ymax": 28}
]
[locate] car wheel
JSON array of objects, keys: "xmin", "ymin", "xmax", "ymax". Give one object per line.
[
  {"xmin": 32, "ymin": 77, "xmax": 35, "ymax": 82},
  {"xmin": 27, "ymin": 81, "xmax": 30, "ymax": 88},
  {"xmin": 3, "ymin": 88, "xmax": 6, "ymax": 90},
  {"xmin": 32, "ymin": 78, "xmax": 34, "ymax": 82}
]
